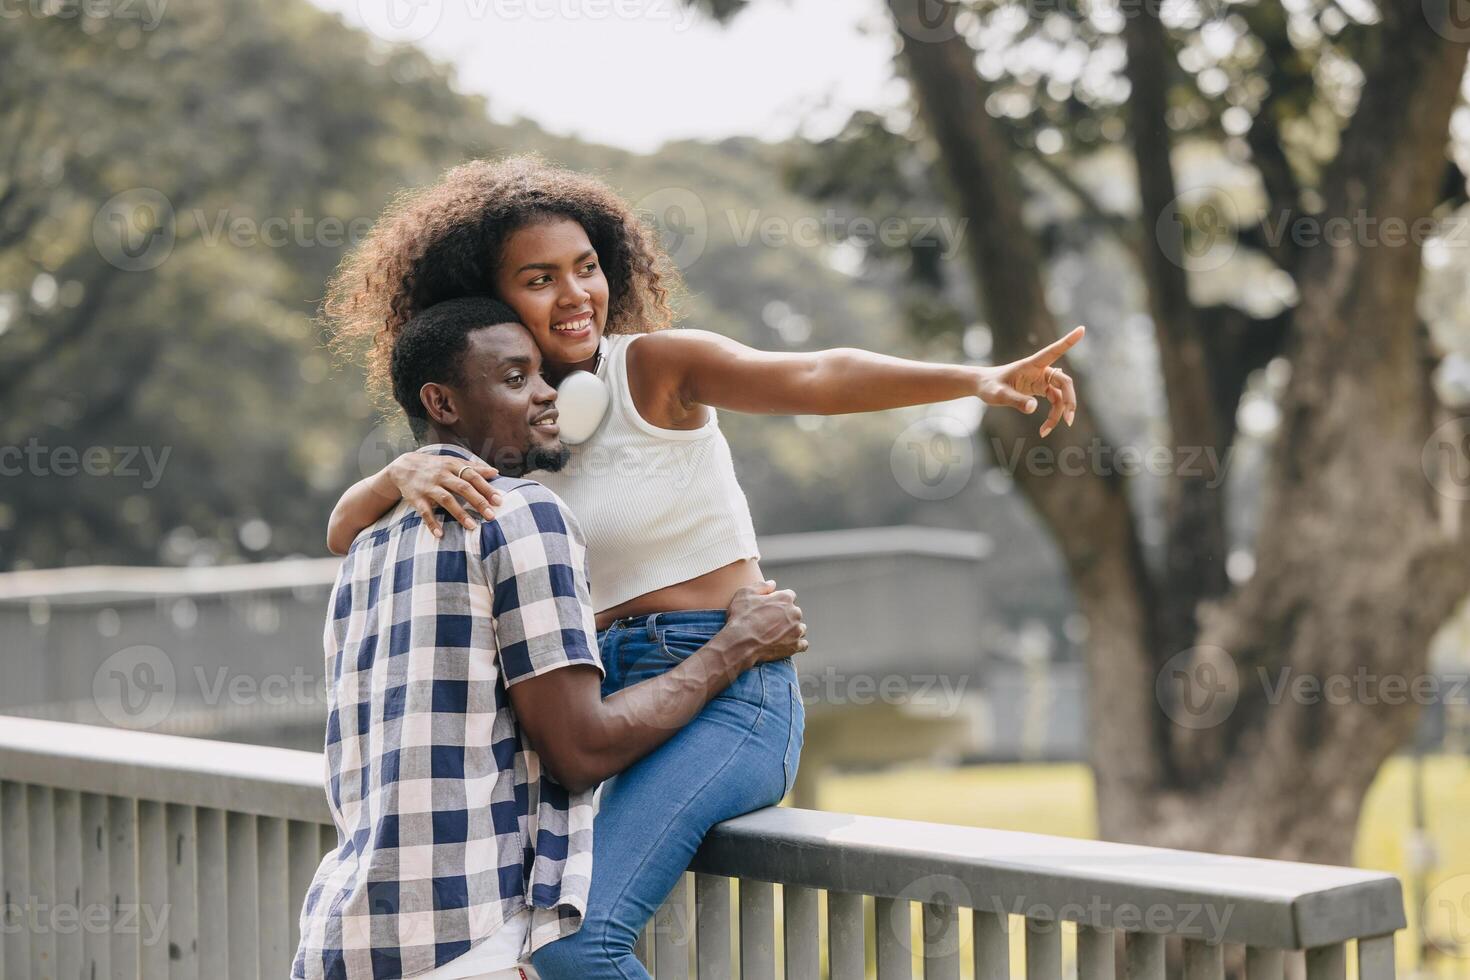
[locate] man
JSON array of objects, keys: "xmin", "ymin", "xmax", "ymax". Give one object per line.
[{"xmin": 294, "ymin": 298, "xmax": 804, "ymax": 980}]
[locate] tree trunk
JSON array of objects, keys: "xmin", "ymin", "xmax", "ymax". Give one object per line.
[
  {"xmin": 886, "ymin": 0, "xmax": 1166, "ymax": 833},
  {"xmin": 1172, "ymin": 0, "xmax": 1470, "ymax": 862},
  {"xmin": 1121, "ymin": 2, "xmax": 1230, "ymax": 671}
]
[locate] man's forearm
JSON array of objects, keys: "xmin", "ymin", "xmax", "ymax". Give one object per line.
[
  {"xmin": 574, "ymin": 633, "xmax": 753, "ymax": 786},
  {"xmin": 507, "ymin": 580, "xmax": 801, "ymax": 793}
]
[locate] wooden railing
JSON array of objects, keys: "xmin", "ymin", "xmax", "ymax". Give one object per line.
[{"xmin": 0, "ymin": 716, "xmax": 1404, "ymax": 979}]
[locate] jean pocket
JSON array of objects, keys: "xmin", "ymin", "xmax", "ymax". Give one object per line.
[{"xmin": 781, "ymin": 680, "xmax": 805, "ymax": 800}]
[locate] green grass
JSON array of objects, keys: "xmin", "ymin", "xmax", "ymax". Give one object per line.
[{"xmin": 819, "ymin": 755, "xmax": 1470, "ymax": 974}]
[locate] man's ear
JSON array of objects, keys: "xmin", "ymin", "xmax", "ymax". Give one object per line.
[{"xmin": 420, "ymin": 382, "xmax": 458, "ymax": 426}]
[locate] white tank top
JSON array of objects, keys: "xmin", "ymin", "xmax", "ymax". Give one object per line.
[{"xmin": 531, "ymin": 332, "xmax": 760, "ymax": 612}]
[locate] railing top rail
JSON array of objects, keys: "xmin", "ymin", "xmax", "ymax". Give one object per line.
[
  {"xmin": 0, "ymin": 717, "xmax": 1404, "ymax": 951},
  {"xmin": 0, "ymin": 715, "xmax": 330, "ymax": 823},
  {"xmin": 692, "ymin": 807, "xmax": 1405, "ymax": 950}
]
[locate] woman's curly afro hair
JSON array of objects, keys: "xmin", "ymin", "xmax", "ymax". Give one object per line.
[{"xmin": 326, "ymin": 154, "xmax": 682, "ymax": 406}]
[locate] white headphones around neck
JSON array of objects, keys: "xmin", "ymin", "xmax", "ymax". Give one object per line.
[{"xmin": 553, "ymin": 337, "xmax": 611, "ymax": 445}]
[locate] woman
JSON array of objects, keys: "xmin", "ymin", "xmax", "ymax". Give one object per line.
[{"xmin": 326, "ymin": 154, "xmax": 1082, "ymax": 978}]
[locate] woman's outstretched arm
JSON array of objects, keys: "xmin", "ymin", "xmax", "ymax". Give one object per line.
[
  {"xmin": 326, "ymin": 453, "xmax": 500, "ymax": 555},
  {"xmin": 630, "ymin": 326, "xmax": 1084, "ymax": 436}
]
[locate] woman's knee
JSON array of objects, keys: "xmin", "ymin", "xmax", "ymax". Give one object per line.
[
  {"xmin": 530, "ymin": 925, "xmax": 634, "ymax": 978},
  {"xmin": 529, "ymin": 935, "xmax": 582, "ymax": 978}
]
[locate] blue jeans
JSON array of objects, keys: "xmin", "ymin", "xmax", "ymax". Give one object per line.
[{"xmin": 530, "ymin": 609, "xmax": 804, "ymax": 979}]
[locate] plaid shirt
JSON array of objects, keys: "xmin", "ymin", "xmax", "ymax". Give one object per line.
[{"xmin": 294, "ymin": 444, "xmax": 603, "ymax": 980}]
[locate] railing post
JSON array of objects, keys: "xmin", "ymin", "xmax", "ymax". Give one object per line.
[
  {"xmin": 1184, "ymin": 940, "xmax": 1223, "ymax": 980},
  {"xmin": 108, "ymin": 795, "xmax": 139, "ymax": 980},
  {"xmin": 1357, "ymin": 935, "xmax": 1394, "ymax": 980},
  {"xmin": 55, "ymin": 789, "xmax": 84, "ymax": 980},
  {"xmin": 27, "ymin": 786, "xmax": 57, "ymax": 977},
  {"xmin": 2, "ymin": 781, "xmax": 31, "ymax": 977},
  {"xmin": 654, "ymin": 872, "xmax": 690, "ymax": 980},
  {"xmin": 137, "ymin": 799, "xmax": 169, "ymax": 978},
  {"xmin": 1246, "ymin": 947, "xmax": 1284, "ymax": 980},
  {"xmin": 225, "ymin": 810, "xmax": 259, "ymax": 979},
  {"xmin": 1306, "ymin": 944, "xmax": 1347, "ymax": 980},
  {"xmin": 828, "ymin": 891, "xmax": 865, "ymax": 980},
  {"xmin": 875, "ymin": 896, "xmax": 912, "ymax": 980},
  {"xmin": 923, "ymin": 902, "xmax": 961, "ymax": 980},
  {"xmin": 1078, "ymin": 925, "xmax": 1115, "ymax": 980},
  {"xmin": 165, "ymin": 803, "xmax": 200, "ymax": 980},
  {"xmin": 288, "ymin": 819, "xmax": 321, "ymax": 957},
  {"xmin": 258, "ymin": 816, "xmax": 290, "ymax": 977},
  {"xmin": 81, "ymin": 791, "xmax": 112, "ymax": 980},
  {"xmin": 634, "ymin": 920, "xmax": 653, "ymax": 972},
  {"xmin": 973, "ymin": 908, "xmax": 1010, "ymax": 980},
  {"xmin": 783, "ymin": 885, "xmax": 821, "ymax": 980},
  {"xmin": 1026, "ymin": 917, "xmax": 1062, "ymax": 980},
  {"xmin": 1126, "ymin": 932, "xmax": 1166, "ymax": 980},
  {"xmin": 196, "ymin": 808, "xmax": 229, "ymax": 977},
  {"xmin": 695, "ymin": 874, "xmax": 732, "ymax": 979},
  {"xmin": 739, "ymin": 879, "xmax": 776, "ymax": 980}
]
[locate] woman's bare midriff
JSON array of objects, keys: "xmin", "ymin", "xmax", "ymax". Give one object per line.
[{"xmin": 595, "ymin": 558, "xmax": 766, "ymax": 632}]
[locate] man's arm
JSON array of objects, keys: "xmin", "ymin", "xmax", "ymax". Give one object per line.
[
  {"xmin": 507, "ymin": 581, "xmax": 802, "ymax": 793},
  {"xmin": 482, "ymin": 484, "xmax": 803, "ymax": 794}
]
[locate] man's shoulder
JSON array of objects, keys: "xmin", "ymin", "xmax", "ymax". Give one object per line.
[
  {"xmin": 490, "ymin": 474, "xmax": 572, "ymax": 514},
  {"xmin": 481, "ymin": 476, "xmax": 581, "ymax": 549},
  {"xmin": 346, "ymin": 499, "xmax": 417, "ymax": 554}
]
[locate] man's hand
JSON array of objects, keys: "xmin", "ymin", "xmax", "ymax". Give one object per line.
[{"xmin": 720, "ymin": 580, "xmax": 807, "ymax": 671}]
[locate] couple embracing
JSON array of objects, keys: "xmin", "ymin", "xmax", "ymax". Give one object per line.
[{"xmin": 294, "ymin": 154, "xmax": 1083, "ymax": 980}]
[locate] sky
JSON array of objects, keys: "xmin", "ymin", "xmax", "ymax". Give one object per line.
[{"xmin": 306, "ymin": 0, "xmax": 906, "ymax": 153}]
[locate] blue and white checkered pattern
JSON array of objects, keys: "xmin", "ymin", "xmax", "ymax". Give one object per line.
[{"xmin": 294, "ymin": 444, "xmax": 603, "ymax": 980}]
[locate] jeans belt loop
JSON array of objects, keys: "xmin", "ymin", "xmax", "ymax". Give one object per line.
[{"xmin": 645, "ymin": 612, "xmax": 661, "ymax": 643}]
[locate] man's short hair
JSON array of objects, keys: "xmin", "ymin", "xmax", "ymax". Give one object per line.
[{"xmin": 391, "ymin": 297, "xmax": 524, "ymax": 438}]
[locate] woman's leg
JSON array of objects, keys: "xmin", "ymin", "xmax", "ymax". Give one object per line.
[{"xmin": 532, "ymin": 629, "xmax": 802, "ymax": 980}]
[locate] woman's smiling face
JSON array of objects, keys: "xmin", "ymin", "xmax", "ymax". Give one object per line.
[{"xmin": 494, "ymin": 216, "xmax": 610, "ymax": 373}]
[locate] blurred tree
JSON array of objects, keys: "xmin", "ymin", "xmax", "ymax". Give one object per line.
[
  {"xmin": 688, "ymin": 0, "xmax": 1470, "ymax": 864},
  {"xmin": 0, "ymin": 0, "xmax": 509, "ymax": 568},
  {"xmin": 1, "ymin": 0, "xmax": 1023, "ymax": 577}
]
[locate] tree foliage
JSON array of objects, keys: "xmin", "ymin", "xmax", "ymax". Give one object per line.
[{"xmin": 689, "ymin": 0, "xmax": 1470, "ymax": 861}]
